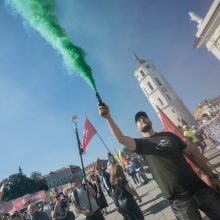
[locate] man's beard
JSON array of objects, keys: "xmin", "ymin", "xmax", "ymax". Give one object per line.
[{"xmin": 141, "ymin": 123, "xmax": 152, "ymax": 133}]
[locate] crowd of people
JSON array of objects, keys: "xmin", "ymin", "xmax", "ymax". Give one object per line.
[
  {"xmin": 1, "ymin": 107, "xmax": 220, "ymax": 220},
  {"xmin": 0, "ymin": 152, "xmax": 149, "ymax": 220},
  {"xmin": 98, "ymin": 103, "xmax": 220, "ymax": 220},
  {"xmin": 0, "ymin": 193, "xmax": 75, "ymax": 220},
  {"xmin": 181, "ymin": 111, "xmax": 220, "ymax": 154},
  {"xmin": 68, "ymin": 151, "xmax": 148, "ymax": 220}
]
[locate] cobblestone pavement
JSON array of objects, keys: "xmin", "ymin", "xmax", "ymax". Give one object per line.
[{"xmin": 73, "ymin": 143, "xmax": 220, "ymax": 220}]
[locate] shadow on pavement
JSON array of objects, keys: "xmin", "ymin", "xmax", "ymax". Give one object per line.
[
  {"xmin": 106, "ymin": 207, "xmax": 116, "ymax": 215},
  {"xmin": 107, "ymin": 200, "xmax": 114, "ymax": 206},
  {"xmin": 139, "ymin": 191, "xmax": 149, "ymax": 199},
  {"xmin": 205, "ymin": 146, "xmax": 217, "ymax": 153},
  {"xmin": 207, "ymin": 153, "xmax": 220, "ymax": 161},
  {"xmin": 142, "ymin": 199, "xmax": 169, "ymax": 216},
  {"xmin": 212, "ymin": 161, "xmax": 220, "ymax": 169},
  {"xmin": 139, "ymin": 193, "xmax": 163, "ymax": 208}
]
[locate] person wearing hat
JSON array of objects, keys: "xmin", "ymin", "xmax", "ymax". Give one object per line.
[{"xmin": 98, "ymin": 104, "xmax": 220, "ymax": 220}]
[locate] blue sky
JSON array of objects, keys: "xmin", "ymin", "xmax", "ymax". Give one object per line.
[{"xmin": 0, "ymin": 0, "xmax": 219, "ymax": 180}]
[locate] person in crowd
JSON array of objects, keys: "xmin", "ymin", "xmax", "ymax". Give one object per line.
[
  {"xmin": 98, "ymin": 169, "xmax": 112, "ymax": 197},
  {"xmin": 27, "ymin": 203, "xmax": 50, "ymax": 220},
  {"xmin": 43, "ymin": 201, "xmax": 53, "ymax": 219},
  {"xmin": 93, "ymin": 176, "xmax": 108, "ymax": 216},
  {"xmin": 52, "ymin": 193, "xmax": 74, "ymax": 220},
  {"xmin": 183, "ymin": 125, "xmax": 206, "ymax": 154},
  {"xmin": 70, "ymin": 177, "xmax": 104, "ymax": 220},
  {"xmin": 98, "ymin": 104, "xmax": 220, "ymax": 220},
  {"xmin": 38, "ymin": 202, "xmax": 44, "ymax": 213},
  {"xmin": 22, "ymin": 211, "xmax": 29, "ymax": 220},
  {"xmin": 202, "ymin": 113, "xmax": 211, "ymax": 123},
  {"xmin": 107, "ymin": 153, "xmax": 125, "ymax": 180},
  {"xmin": 125, "ymin": 159, "xmax": 140, "ymax": 187},
  {"xmin": 9, "ymin": 211, "xmax": 23, "ymax": 220},
  {"xmin": 110, "ymin": 159, "xmax": 144, "ymax": 220},
  {"xmin": 192, "ymin": 124, "xmax": 207, "ymax": 148},
  {"xmin": 1, "ymin": 213, "xmax": 9, "ymax": 220},
  {"xmin": 131, "ymin": 157, "xmax": 149, "ymax": 184},
  {"xmin": 107, "ymin": 153, "xmax": 142, "ymax": 220}
]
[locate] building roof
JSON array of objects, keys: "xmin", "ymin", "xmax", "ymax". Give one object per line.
[
  {"xmin": 129, "ymin": 50, "xmax": 146, "ymax": 66},
  {"xmin": 194, "ymin": 0, "xmax": 220, "ymax": 48},
  {"xmin": 40, "ymin": 165, "xmax": 80, "ymax": 179},
  {"xmin": 84, "ymin": 159, "xmax": 108, "ymax": 170}
]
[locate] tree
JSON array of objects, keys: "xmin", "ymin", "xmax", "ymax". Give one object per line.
[
  {"xmin": 2, "ymin": 171, "xmax": 48, "ymax": 202},
  {"xmin": 30, "ymin": 171, "xmax": 48, "ymax": 191},
  {"xmin": 30, "ymin": 171, "xmax": 41, "ymax": 181}
]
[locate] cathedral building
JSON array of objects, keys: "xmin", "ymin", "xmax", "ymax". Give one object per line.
[
  {"xmin": 132, "ymin": 52, "xmax": 195, "ymax": 127},
  {"xmin": 189, "ymin": 0, "xmax": 220, "ymax": 61}
]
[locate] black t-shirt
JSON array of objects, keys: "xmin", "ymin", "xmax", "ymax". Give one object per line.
[
  {"xmin": 134, "ymin": 132, "xmax": 206, "ymax": 198},
  {"xmin": 112, "ymin": 178, "xmax": 132, "ymax": 200}
]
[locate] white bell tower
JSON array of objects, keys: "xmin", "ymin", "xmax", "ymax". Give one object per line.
[{"xmin": 131, "ymin": 51, "xmax": 195, "ymax": 127}]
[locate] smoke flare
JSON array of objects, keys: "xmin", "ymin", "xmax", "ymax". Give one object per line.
[{"xmin": 6, "ymin": 0, "xmax": 97, "ymax": 91}]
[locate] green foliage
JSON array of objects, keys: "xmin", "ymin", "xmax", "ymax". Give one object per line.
[
  {"xmin": 30, "ymin": 171, "xmax": 41, "ymax": 181},
  {"xmin": 1, "ymin": 170, "xmax": 48, "ymax": 203}
]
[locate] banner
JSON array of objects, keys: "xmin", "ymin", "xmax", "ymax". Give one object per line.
[
  {"xmin": 14, "ymin": 191, "xmax": 46, "ymax": 211},
  {"xmin": 81, "ymin": 118, "xmax": 97, "ymax": 153},
  {"xmin": 0, "ymin": 200, "xmax": 13, "ymax": 213},
  {"xmin": 201, "ymin": 116, "xmax": 220, "ymax": 148},
  {"xmin": 0, "ymin": 190, "xmax": 46, "ymax": 213}
]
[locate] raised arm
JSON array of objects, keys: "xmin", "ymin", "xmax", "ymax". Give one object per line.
[{"xmin": 98, "ymin": 104, "xmax": 136, "ymax": 151}]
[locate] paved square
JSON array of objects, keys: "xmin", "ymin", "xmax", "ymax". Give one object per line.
[{"xmin": 74, "ymin": 144, "xmax": 220, "ymax": 220}]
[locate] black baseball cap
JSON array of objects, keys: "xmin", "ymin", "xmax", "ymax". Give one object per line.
[{"xmin": 135, "ymin": 111, "xmax": 148, "ymax": 123}]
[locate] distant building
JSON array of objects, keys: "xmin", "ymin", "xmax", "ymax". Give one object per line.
[
  {"xmin": 131, "ymin": 51, "xmax": 195, "ymax": 127},
  {"xmin": 40, "ymin": 165, "xmax": 83, "ymax": 189},
  {"xmin": 189, "ymin": 0, "xmax": 220, "ymax": 60},
  {"xmin": 193, "ymin": 95, "xmax": 220, "ymax": 121},
  {"xmin": 85, "ymin": 159, "xmax": 108, "ymax": 178}
]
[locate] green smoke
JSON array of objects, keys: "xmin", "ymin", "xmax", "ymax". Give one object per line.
[{"xmin": 6, "ymin": 0, "xmax": 97, "ymax": 91}]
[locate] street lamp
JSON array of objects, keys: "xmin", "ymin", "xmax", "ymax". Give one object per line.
[{"xmin": 71, "ymin": 116, "xmax": 91, "ymax": 209}]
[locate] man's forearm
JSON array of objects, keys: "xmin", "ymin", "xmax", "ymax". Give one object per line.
[
  {"xmin": 105, "ymin": 115, "xmax": 125, "ymax": 143},
  {"xmin": 105, "ymin": 115, "xmax": 136, "ymax": 151}
]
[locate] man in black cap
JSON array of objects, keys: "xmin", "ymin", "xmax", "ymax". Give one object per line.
[{"xmin": 98, "ymin": 104, "xmax": 220, "ymax": 220}]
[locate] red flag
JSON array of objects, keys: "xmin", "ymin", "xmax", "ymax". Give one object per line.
[
  {"xmin": 156, "ymin": 106, "xmax": 185, "ymax": 140},
  {"xmin": 156, "ymin": 106, "xmax": 211, "ymax": 186},
  {"xmin": 81, "ymin": 118, "xmax": 97, "ymax": 153}
]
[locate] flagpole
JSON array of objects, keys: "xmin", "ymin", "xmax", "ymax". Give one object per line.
[
  {"xmin": 95, "ymin": 130, "xmax": 111, "ymax": 153},
  {"xmin": 71, "ymin": 116, "xmax": 92, "ymax": 210},
  {"xmin": 85, "ymin": 118, "xmax": 118, "ymax": 164}
]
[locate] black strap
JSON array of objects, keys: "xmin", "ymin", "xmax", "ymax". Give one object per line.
[{"xmin": 73, "ymin": 189, "xmax": 80, "ymax": 207}]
